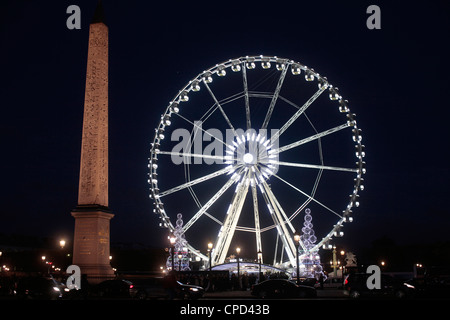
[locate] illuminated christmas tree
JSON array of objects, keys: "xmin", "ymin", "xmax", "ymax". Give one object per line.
[
  {"xmin": 166, "ymin": 213, "xmax": 191, "ymax": 271},
  {"xmin": 299, "ymin": 209, "xmax": 326, "ymax": 280}
]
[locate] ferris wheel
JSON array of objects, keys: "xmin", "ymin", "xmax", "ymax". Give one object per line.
[{"xmin": 148, "ymin": 55, "xmax": 365, "ymax": 268}]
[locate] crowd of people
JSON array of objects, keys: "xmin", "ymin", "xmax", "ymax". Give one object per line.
[{"xmin": 175, "ymin": 270, "xmax": 289, "ymax": 292}]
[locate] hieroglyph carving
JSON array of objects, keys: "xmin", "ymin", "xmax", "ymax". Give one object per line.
[{"xmin": 78, "ymin": 22, "xmax": 109, "ymax": 207}]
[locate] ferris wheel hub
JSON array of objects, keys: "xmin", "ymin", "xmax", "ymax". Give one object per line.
[{"xmin": 243, "ymin": 153, "xmax": 254, "ymax": 164}]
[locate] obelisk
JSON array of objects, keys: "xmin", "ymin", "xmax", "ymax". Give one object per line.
[{"xmin": 71, "ymin": 1, "xmax": 114, "ymax": 282}]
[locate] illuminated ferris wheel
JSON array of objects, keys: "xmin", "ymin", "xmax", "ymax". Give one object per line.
[{"xmin": 148, "ymin": 55, "xmax": 366, "ymax": 269}]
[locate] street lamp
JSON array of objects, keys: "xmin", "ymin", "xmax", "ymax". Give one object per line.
[
  {"xmin": 41, "ymin": 255, "xmax": 47, "ymax": 273},
  {"xmin": 236, "ymin": 247, "xmax": 241, "ymax": 289},
  {"xmin": 340, "ymin": 249, "xmax": 346, "ymax": 276},
  {"xmin": 257, "ymin": 251, "xmax": 262, "ymax": 283},
  {"xmin": 294, "ymin": 231, "xmax": 301, "ymax": 284},
  {"xmin": 169, "ymin": 235, "xmax": 176, "ymax": 271},
  {"xmin": 207, "ymin": 242, "xmax": 213, "ymax": 271},
  {"xmin": 178, "ymin": 253, "xmax": 183, "ymax": 271},
  {"xmin": 59, "ymin": 239, "xmax": 67, "ymax": 269},
  {"xmin": 332, "ymin": 246, "xmax": 338, "ymax": 277}
]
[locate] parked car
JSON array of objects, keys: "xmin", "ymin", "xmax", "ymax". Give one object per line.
[
  {"xmin": 15, "ymin": 276, "xmax": 69, "ymax": 300},
  {"xmin": 90, "ymin": 279, "xmax": 133, "ymax": 298},
  {"xmin": 298, "ymin": 277, "xmax": 318, "ymax": 287},
  {"xmin": 320, "ymin": 277, "xmax": 344, "ymax": 289},
  {"xmin": 130, "ymin": 277, "xmax": 204, "ymax": 300},
  {"xmin": 176, "ymin": 281, "xmax": 205, "ymax": 300},
  {"xmin": 251, "ymin": 279, "xmax": 317, "ymax": 298},
  {"xmin": 130, "ymin": 277, "xmax": 166, "ymax": 300},
  {"xmin": 407, "ymin": 276, "xmax": 450, "ymax": 299},
  {"xmin": 343, "ymin": 273, "xmax": 415, "ymax": 299}
]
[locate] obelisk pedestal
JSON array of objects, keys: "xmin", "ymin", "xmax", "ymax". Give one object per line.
[
  {"xmin": 71, "ymin": 2, "xmax": 114, "ymax": 283},
  {"xmin": 71, "ymin": 206, "xmax": 114, "ymax": 281}
]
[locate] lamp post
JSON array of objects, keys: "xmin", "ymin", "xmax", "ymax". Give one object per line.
[
  {"xmin": 340, "ymin": 249, "xmax": 345, "ymax": 277},
  {"xmin": 41, "ymin": 255, "xmax": 46, "ymax": 273},
  {"xmin": 59, "ymin": 239, "xmax": 66, "ymax": 269},
  {"xmin": 236, "ymin": 247, "xmax": 241, "ymax": 289},
  {"xmin": 294, "ymin": 231, "xmax": 301, "ymax": 285},
  {"xmin": 332, "ymin": 246, "xmax": 337, "ymax": 278},
  {"xmin": 178, "ymin": 253, "xmax": 183, "ymax": 271},
  {"xmin": 207, "ymin": 242, "xmax": 213, "ymax": 271},
  {"xmin": 169, "ymin": 235, "xmax": 176, "ymax": 271},
  {"xmin": 257, "ymin": 251, "xmax": 262, "ymax": 283}
]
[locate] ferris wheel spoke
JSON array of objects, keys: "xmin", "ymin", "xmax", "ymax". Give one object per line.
[
  {"xmin": 287, "ymin": 198, "xmax": 314, "ymax": 223},
  {"xmin": 200, "ymin": 92, "xmax": 247, "ymax": 127},
  {"xmin": 272, "ymin": 173, "xmax": 343, "ymax": 219},
  {"xmin": 203, "ymin": 211, "xmax": 224, "ymax": 226},
  {"xmin": 174, "ymin": 113, "xmax": 230, "ymax": 147},
  {"xmin": 270, "ymin": 87, "xmax": 325, "ymax": 144},
  {"xmin": 212, "ymin": 172, "xmax": 250, "ymax": 265},
  {"xmin": 182, "ymin": 173, "xmax": 239, "ymax": 233},
  {"xmin": 310, "ymin": 168, "xmax": 323, "ymax": 211},
  {"xmin": 257, "ymin": 195, "xmax": 310, "ymax": 233},
  {"xmin": 159, "ymin": 166, "xmax": 235, "ymax": 198},
  {"xmin": 261, "ymin": 179, "xmax": 303, "ymax": 251},
  {"xmin": 269, "ymin": 122, "xmax": 351, "ymax": 155},
  {"xmin": 257, "ymin": 179, "xmax": 297, "ymax": 266},
  {"xmin": 220, "ymin": 91, "xmax": 246, "ymax": 105},
  {"xmin": 260, "ymin": 180, "xmax": 295, "ymax": 233},
  {"xmin": 157, "ymin": 150, "xmax": 226, "ymax": 162},
  {"xmin": 271, "ymin": 160, "xmax": 358, "ymax": 173},
  {"xmin": 203, "ymin": 81, "xmax": 237, "ymax": 136},
  {"xmin": 261, "ymin": 66, "xmax": 288, "ymax": 130},
  {"xmin": 242, "ymin": 66, "xmax": 251, "ymax": 130},
  {"xmin": 251, "ymin": 184, "xmax": 263, "ymax": 262}
]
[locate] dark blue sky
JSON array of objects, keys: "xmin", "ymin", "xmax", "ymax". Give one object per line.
[{"xmin": 1, "ymin": 0, "xmax": 449, "ymax": 255}]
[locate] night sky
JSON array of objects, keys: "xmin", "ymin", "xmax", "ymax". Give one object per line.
[{"xmin": 1, "ymin": 0, "xmax": 449, "ymax": 258}]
